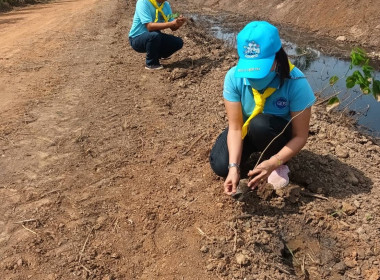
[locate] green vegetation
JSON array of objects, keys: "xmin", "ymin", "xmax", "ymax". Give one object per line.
[
  {"xmin": 328, "ymin": 47, "xmax": 380, "ymax": 110},
  {"xmin": 167, "ymin": 13, "xmax": 180, "ymax": 20},
  {"xmin": 0, "ymin": 0, "xmax": 42, "ymax": 12}
]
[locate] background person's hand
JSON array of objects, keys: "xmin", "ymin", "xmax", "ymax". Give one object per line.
[
  {"xmin": 247, "ymin": 159, "xmax": 277, "ymax": 189},
  {"xmin": 173, "ymin": 16, "xmax": 186, "ymax": 28},
  {"xmin": 224, "ymin": 168, "xmax": 240, "ymax": 195}
]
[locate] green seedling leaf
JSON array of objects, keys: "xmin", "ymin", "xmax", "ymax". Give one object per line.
[
  {"xmin": 346, "ymin": 76, "xmax": 356, "ymax": 88},
  {"xmin": 329, "ymin": 75, "xmax": 339, "ymax": 86},
  {"xmin": 365, "ymin": 213, "xmax": 373, "ymax": 221},
  {"xmin": 362, "ymin": 65, "xmax": 374, "ymax": 77},
  {"xmin": 350, "ymin": 47, "xmax": 368, "ymax": 66},
  {"xmin": 326, "ymin": 96, "xmax": 340, "ymax": 112},
  {"xmin": 353, "ymin": 71, "xmax": 365, "ymax": 84},
  {"xmin": 373, "ymin": 80, "xmax": 380, "ymax": 101},
  {"xmin": 167, "ymin": 13, "xmax": 180, "ymax": 19},
  {"xmin": 339, "ymin": 47, "xmax": 378, "ymax": 101}
]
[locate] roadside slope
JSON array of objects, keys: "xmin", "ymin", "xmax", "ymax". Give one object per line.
[{"xmin": 188, "ymin": 0, "xmax": 380, "ymax": 56}]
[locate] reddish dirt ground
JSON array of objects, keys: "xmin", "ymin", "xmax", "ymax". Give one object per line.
[{"xmin": 0, "ymin": 0, "xmax": 379, "ymax": 279}]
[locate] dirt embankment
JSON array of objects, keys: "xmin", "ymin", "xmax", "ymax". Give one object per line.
[
  {"xmin": 188, "ymin": 0, "xmax": 380, "ymax": 58},
  {"xmin": 0, "ymin": 0, "xmax": 379, "ymax": 280}
]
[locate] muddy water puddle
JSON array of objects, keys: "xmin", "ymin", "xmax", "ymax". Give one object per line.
[{"xmin": 190, "ymin": 13, "xmax": 380, "ymax": 138}]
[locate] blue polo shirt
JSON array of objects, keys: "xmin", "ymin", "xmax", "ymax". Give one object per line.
[
  {"xmin": 129, "ymin": 0, "xmax": 173, "ymax": 38},
  {"xmin": 223, "ymin": 66, "xmax": 316, "ymax": 121}
]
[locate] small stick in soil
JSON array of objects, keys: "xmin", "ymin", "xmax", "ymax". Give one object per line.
[
  {"xmin": 307, "ymin": 252, "xmax": 317, "ymax": 264},
  {"xmin": 22, "ymin": 224, "xmax": 37, "ymax": 235},
  {"xmin": 301, "ymin": 191, "xmax": 329, "ymax": 200},
  {"xmin": 195, "ymin": 226, "xmax": 206, "ymax": 236},
  {"xmin": 183, "ymin": 133, "xmax": 206, "ymax": 155},
  {"xmin": 80, "ymin": 264, "xmax": 91, "ymax": 274},
  {"xmin": 195, "ymin": 226, "xmax": 213, "ymax": 241},
  {"xmin": 14, "ymin": 218, "xmax": 38, "ymax": 224},
  {"xmin": 274, "ymin": 264, "xmax": 291, "ymax": 275},
  {"xmin": 40, "ymin": 189, "xmax": 60, "ymax": 198},
  {"xmin": 79, "ymin": 228, "xmax": 94, "ymax": 263}
]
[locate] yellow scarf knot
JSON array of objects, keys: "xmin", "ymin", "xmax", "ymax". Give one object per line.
[
  {"xmin": 241, "ymin": 61, "xmax": 296, "ymax": 139},
  {"xmin": 148, "ymin": 0, "xmax": 168, "ymax": 23}
]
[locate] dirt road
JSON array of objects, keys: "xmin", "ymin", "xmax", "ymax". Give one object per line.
[{"xmin": 1, "ymin": 0, "xmax": 379, "ymax": 279}]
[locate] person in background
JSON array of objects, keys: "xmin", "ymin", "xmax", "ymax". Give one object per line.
[
  {"xmin": 129, "ymin": 0, "xmax": 186, "ymax": 70},
  {"xmin": 209, "ymin": 21, "xmax": 316, "ymax": 196}
]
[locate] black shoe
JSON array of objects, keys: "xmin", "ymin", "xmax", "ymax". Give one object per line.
[{"xmin": 145, "ymin": 64, "xmax": 163, "ymax": 70}]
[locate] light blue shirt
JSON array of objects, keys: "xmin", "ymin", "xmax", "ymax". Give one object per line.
[
  {"xmin": 129, "ymin": 0, "xmax": 173, "ymax": 38},
  {"xmin": 223, "ymin": 66, "xmax": 316, "ymax": 121}
]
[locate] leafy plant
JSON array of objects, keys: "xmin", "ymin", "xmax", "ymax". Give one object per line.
[
  {"xmin": 167, "ymin": 13, "xmax": 180, "ymax": 20},
  {"xmin": 326, "ymin": 96, "xmax": 340, "ymax": 112},
  {"xmin": 328, "ymin": 47, "xmax": 380, "ymax": 108}
]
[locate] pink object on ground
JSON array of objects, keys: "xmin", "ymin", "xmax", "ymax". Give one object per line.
[{"xmin": 268, "ymin": 165, "xmax": 290, "ymax": 189}]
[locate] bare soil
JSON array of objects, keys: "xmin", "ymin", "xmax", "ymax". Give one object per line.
[{"xmin": 0, "ymin": 0, "xmax": 379, "ymax": 279}]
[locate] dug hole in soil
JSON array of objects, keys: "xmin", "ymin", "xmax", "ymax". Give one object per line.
[{"xmin": 0, "ymin": 0, "xmax": 379, "ymax": 279}]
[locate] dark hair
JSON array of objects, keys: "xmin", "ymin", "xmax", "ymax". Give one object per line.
[{"xmin": 275, "ymin": 47, "xmax": 290, "ymax": 86}]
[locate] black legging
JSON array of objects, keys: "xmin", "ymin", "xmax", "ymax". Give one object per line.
[
  {"xmin": 129, "ymin": 31, "xmax": 183, "ymax": 66},
  {"xmin": 209, "ymin": 113, "xmax": 292, "ymax": 177}
]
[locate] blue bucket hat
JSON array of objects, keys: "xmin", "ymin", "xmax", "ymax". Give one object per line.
[{"xmin": 235, "ymin": 21, "xmax": 282, "ymax": 79}]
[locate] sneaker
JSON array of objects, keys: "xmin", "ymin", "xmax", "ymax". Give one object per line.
[
  {"xmin": 160, "ymin": 56, "xmax": 171, "ymax": 61},
  {"xmin": 268, "ymin": 165, "xmax": 290, "ymax": 190},
  {"xmin": 145, "ymin": 64, "xmax": 163, "ymax": 70}
]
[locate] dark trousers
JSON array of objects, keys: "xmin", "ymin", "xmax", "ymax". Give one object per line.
[
  {"xmin": 209, "ymin": 114, "xmax": 292, "ymax": 177},
  {"xmin": 129, "ymin": 31, "xmax": 183, "ymax": 66}
]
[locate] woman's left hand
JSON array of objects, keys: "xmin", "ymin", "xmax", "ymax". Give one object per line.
[{"xmin": 247, "ymin": 159, "xmax": 277, "ymax": 189}]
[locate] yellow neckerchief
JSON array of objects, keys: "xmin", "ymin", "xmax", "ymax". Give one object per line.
[
  {"xmin": 148, "ymin": 0, "xmax": 168, "ymax": 23},
  {"xmin": 241, "ymin": 61, "xmax": 295, "ymax": 139}
]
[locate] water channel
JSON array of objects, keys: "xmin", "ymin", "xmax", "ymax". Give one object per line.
[{"xmin": 193, "ymin": 14, "xmax": 380, "ymax": 138}]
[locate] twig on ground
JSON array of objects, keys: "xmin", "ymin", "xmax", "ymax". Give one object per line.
[
  {"xmin": 80, "ymin": 264, "xmax": 91, "ymax": 274},
  {"xmin": 22, "ymin": 224, "xmax": 37, "ymax": 235},
  {"xmin": 40, "ymin": 189, "xmax": 60, "ymax": 198},
  {"xmin": 195, "ymin": 226, "xmax": 213, "ymax": 241},
  {"xmin": 79, "ymin": 227, "xmax": 94, "ymax": 263},
  {"xmin": 183, "ymin": 133, "xmax": 206, "ymax": 155},
  {"xmin": 113, "ymin": 218, "xmax": 120, "ymax": 233},
  {"xmin": 195, "ymin": 226, "xmax": 206, "ymax": 236},
  {"xmin": 301, "ymin": 255, "xmax": 306, "ymax": 275},
  {"xmin": 14, "ymin": 218, "xmax": 38, "ymax": 224},
  {"xmin": 274, "ymin": 264, "xmax": 291, "ymax": 275},
  {"xmin": 301, "ymin": 191, "xmax": 329, "ymax": 200},
  {"xmin": 308, "ymin": 252, "xmax": 317, "ymax": 264}
]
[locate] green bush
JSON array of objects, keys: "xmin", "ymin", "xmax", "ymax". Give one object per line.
[
  {"xmin": 0, "ymin": 0, "xmax": 40, "ymax": 12},
  {"xmin": 327, "ymin": 48, "xmax": 380, "ymax": 111}
]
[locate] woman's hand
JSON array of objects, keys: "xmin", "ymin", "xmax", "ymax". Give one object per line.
[
  {"xmin": 224, "ymin": 167, "xmax": 240, "ymax": 195},
  {"xmin": 171, "ymin": 16, "xmax": 186, "ymax": 29},
  {"xmin": 247, "ymin": 158, "xmax": 277, "ymax": 189}
]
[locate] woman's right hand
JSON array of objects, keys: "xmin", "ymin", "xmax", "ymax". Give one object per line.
[
  {"xmin": 224, "ymin": 167, "xmax": 240, "ymax": 195},
  {"xmin": 172, "ymin": 16, "xmax": 186, "ymax": 29}
]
